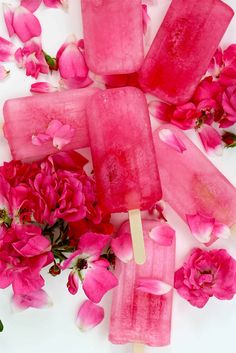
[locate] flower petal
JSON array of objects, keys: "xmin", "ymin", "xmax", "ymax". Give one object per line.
[
  {"xmin": 186, "ymin": 213, "xmax": 215, "ymax": 243},
  {"xmin": 30, "ymin": 82, "xmax": 59, "ymax": 94},
  {"xmin": 60, "ymin": 76, "xmax": 93, "ymax": 89},
  {"xmin": 43, "ymin": 0, "xmax": 66, "ymax": 8},
  {"xmin": 20, "ymin": 0, "xmax": 42, "ymax": 12},
  {"xmin": 12, "ymin": 6, "xmax": 41, "ymax": 42},
  {"xmin": 12, "ymin": 235, "xmax": 51, "ymax": 257},
  {"xmin": 67, "ymin": 271, "xmax": 79, "ymax": 295},
  {"xmin": 159, "ymin": 128, "xmax": 187, "ymax": 153},
  {"xmin": 78, "ymin": 232, "xmax": 111, "ymax": 260},
  {"xmin": 149, "ymin": 100, "xmax": 173, "ymax": 122},
  {"xmin": 212, "ymin": 222, "xmax": 231, "ymax": 239},
  {"xmin": 12, "ymin": 289, "xmax": 52, "ymax": 310},
  {"xmin": 82, "ymin": 265, "xmax": 118, "ymax": 303},
  {"xmin": 0, "ymin": 36, "xmax": 16, "ymax": 62},
  {"xmin": 198, "ymin": 125, "xmax": 223, "ymax": 156},
  {"xmin": 149, "ymin": 223, "xmax": 175, "ymax": 246},
  {"xmin": 0, "ymin": 65, "xmax": 9, "ymax": 80},
  {"xmin": 3, "ymin": 3, "xmax": 14, "ymax": 37},
  {"xmin": 52, "ymin": 124, "xmax": 75, "ymax": 150},
  {"xmin": 136, "ymin": 279, "xmax": 172, "ymax": 295},
  {"xmin": 111, "ymin": 231, "xmax": 133, "ymax": 263},
  {"xmin": 58, "ymin": 42, "xmax": 88, "ymax": 79},
  {"xmin": 76, "ymin": 300, "xmax": 104, "ymax": 331},
  {"xmin": 142, "ymin": 4, "xmax": 150, "ymax": 35},
  {"xmin": 31, "ymin": 133, "xmax": 51, "ymax": 146}
]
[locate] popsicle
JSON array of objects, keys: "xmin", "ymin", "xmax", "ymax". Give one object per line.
[
  {"xmin": 3, "ymin": 88, "xmax": 98, "ymax": 162},
  {"xmin": 81, "ymin": 0, "xmax": 144, "ymax": 75},
  {"xmin": 87, "ymin": 87, "xmax": 162, "ymax": 264},
  {"xmin": 153, "ymin": 125, "xmax": 236, "ymax": 237},
  {"xmin": 139, "ymin": 0, "xmax": 234, "ymax": 105},
  {"xmin": 109, "ymin": 219, "xmax": 176, "ymax": 348}
]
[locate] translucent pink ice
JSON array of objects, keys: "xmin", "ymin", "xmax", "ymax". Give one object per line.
[
  {"xmin": 109, "ymin": 219, "xmax": 176, "ymax": 346},
  {"xmin": 153, "ymin": 125, "xmax": 236, "ymax": 228},
  {"xmin": 81, "ymin": 0, "xmax": 144, "ymax": 75},
  {"xmin": 139, "ymin": 0, "xmax": 234, "ymax": 104},
  {"xmin": 87, "ymin": 87, "xmax": 162, "ymax": 213},
  {"xmin": 3, "ymin": 88, "xmax": 98, "ymax": 162}
]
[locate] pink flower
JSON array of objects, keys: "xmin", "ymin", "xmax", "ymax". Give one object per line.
[
  {"xmin": 57, "ymin": 36, "xmax": 88, "ymax": 80},
  {"xmin": 15, "ymin": 37, "xmax": 49, "ymax": 78},
  {"xmin": 221, "ymin": 86, "xmax": 236, "ymax": 127},
  {"xmin": 174, "ymin": 248, "xmax": 236, "ymax": 308},
  {"xmin": 208, "ymin": 47, "xmax": 224, "ymax": 78},
  {"xmin": 172, "ymin": 103, "xmax": 200, "ymax": 130},
  {"xmin": 76, "ymin": 300, "xmax": 104, "ymax": 331},
  {"xmin": 62, "ymin": 232, "xmax": 118, "ymax": 303},
  {"xmin": 0, "ymin": 64, "xmax": 9, "ymax": 80},
  {"xmin": 30, "ymin": 82, "xmax": 59, "ymax": 94},
  {"xmin": 197, "ymin": 124, "xmax": 223, "ymax": 155},
  {"xmin": 12, "ymin": 289, "xmax": 51, "ymax": 310},
  {"xmin": 3, "ymin": 4, "xmax": 41, "ymax": 42},
  {"xmin": 0, "ymin": 36, "xmax": 16, "ymax": 62},
  {"xmin": 0, "ymin": 224, "xmax": 53, "ymax": 295}
]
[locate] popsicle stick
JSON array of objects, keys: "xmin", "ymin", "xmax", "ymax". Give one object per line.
[
  {"xmin": 231, "ymin": 223, "xmax": 236, "ymax": 235},
  {"xmin": 133, "ymin": 343, "xmax": 144, "ymax": 353},
  {"xmin": 128, "ymin": 209, "xmax": 146, "ymax": 265}
]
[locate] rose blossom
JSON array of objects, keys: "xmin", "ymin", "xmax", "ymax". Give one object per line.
[{"xmin": 174, "ymin": 248, "xmax": 236, "ymax": 308}]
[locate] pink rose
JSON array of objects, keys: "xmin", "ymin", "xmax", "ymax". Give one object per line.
[
  {"xmin": 221, "ymin": 85, "xmax": 236, "ymax": 127},
  {"xmin": 174, "ymin": 248, "xmax": 236, "ymax": 308}
]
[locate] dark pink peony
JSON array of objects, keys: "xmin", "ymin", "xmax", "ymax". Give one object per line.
[{"xmin": 174, "ymin": 248, "xmax": 236, "ymax": 308}]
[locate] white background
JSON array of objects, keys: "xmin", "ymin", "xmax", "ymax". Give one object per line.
[{"xmin": 1, "ymin": 1, "xmax": 236, "ymax": 353}]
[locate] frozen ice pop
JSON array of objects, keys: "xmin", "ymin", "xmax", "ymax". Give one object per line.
[
  {"xmin": 3, "ymin": 88, "xmax": 98, "ymax": 162},
  {"xmin": 81, "ymin": 0, "xmax": 144, "ymax": 75},
  {"xmin": 153, "ymin": 125, "xmax": 236, "ymax": 233},
  {"xmin": 109, "ymin": 219, "xmax": 176, "ymax": 347},
  {"xmin": 87, "ymin": 87, "xmax": 162, "ymax": 263},
  {"xmin": 139, "ymin": 0, "xmax": 234, "ymax": 105}
]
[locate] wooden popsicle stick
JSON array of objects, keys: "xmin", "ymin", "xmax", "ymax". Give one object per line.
[
  {"xmin": 133, "ymin": 343, "xmax": 145, "ymax": 353},
  {"xmin": 230, "ymin": 223, "xmax": 236, "ymax": 235},
  {"xmin": 128, "ymin": 209, "xmax": 146, "ymax": 265}
]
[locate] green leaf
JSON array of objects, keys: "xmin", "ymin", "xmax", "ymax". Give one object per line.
[
  {"xmin": 0, "ymin": 320, "xmax": 4, "ymax": 332},
  {"xmin": 43, "ymin": 51, "xmax": 58, "ymax": 71}
]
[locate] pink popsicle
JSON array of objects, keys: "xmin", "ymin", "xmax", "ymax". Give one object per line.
[
  {"xmin": 3, "ymin": 88, "xmax": 98, "ymax": 162},
  {"xmin": 87, "ymin": 87, "xmax": 162, "ymax": 213},
  {"xmin": 153, "ymin": 125, "xmax": 236, "ymax": 232},
  {"xmin": 139, "ymin": 0, "xmax": 234, "ymax": 105},
  {"xmin": 81, "ymin": 0, "xmax": 144, "ymax": 75},
  {"xmin": 109, "ymin": 219, "xmax": 176, "ymax": 347}
]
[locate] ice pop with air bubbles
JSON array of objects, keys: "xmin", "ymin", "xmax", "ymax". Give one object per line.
[
  {"xmin": 109, "ymin": 219, "xmax": 176, "ymax": 347},
  {"xmin": 153, "ymin": 125, "xmax": 236, "ymax": 242},
  {"xmin": 3, "ymin": 88, "xmax": 98, "ymax": 162},
  {"xmin": 139, "ymin": 0, "xmax": 234, "ymax": 105},
  {"xmin": 87, "ymin": 87, "xmax": 162, "ymax": 264},
  {"xmin": 81, "ymin": 0, "xmax": 144, "ymax": 75}
]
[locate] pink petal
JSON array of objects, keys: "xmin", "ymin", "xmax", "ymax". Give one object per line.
[
  {"xmin": 149, "ymin": 223, "xmax": 175, "ymax": 246},
  {"xmin": 12, "ymin": 289, "xmax": 52, "ymax": 310},
  {"xmin": 136, "ymin": 279, "xmax": 172, "ymax": 295},
  {"xmin": 46, "ymin": 119, "xmax": 64, "ymax": 136},
  {"xmin": 78, "ymin": 233, "xmax": 111, "ymax": 260},
  {"xmin": 67, "ymin": 271, "xmax": 79, "ymax": 295},
  {"xmin": 12, "ymin": 6, "xmax": 41, "ymax": 42},
  {"xmin": 60, "ymin": 76, "xmax": 93, "ymax": 89},
  {"xmin": 58, "ymin": 42, "xmax": 88, "ymax": 79},
  {"xmin": 223, "ymin": 44, "xmax": 236, "ymax": 66},
  {"xmin": 0, "ymin": 65, "xmax": 9, "ymax": 80},
  {"xmin": 208, "ymin": 47, "xmax": 224, "ymax": 77},
  {"xmin": 31, "ymin": 132, "xmax": 51, "ymax": 146},
  {"xmin": 52, "ymin": 124, "xmax": 75, "ymax": 149},
  {"xmin": 12, "ymin": 236, "xmax": 51, "ymax": 257},
  {"xmin": 20, "ymin": 0, "xmax": 42, "ymax": 12},
  {"xmin": 142, "ymin": 4, "xmax": 150, "ymax": 35},
  {"xmin": 111, "ymin": 231, "xmax": 133, "ymax": 263},
  {"xmin": 30, "ymin": 82, "xmax": 59, "ymax": 93},
  {"xmin": 43, "ymin": 0, "xmax": 66, "ymax": 8},
  {"xmin": 82, "ymin": 265, "xmax": 118, "ymax": 303},
  {"xmin": 198, "ymin": 125, "xmax": 223, "ymax": 155},
  {"xmin": 76, "ymin": 300, "xmax": 104, "ymax": 332},
  {"xmin": 3, "ymin": 3, "xmax": 14, "ymax": 37},
  {"xmin": 61, "ymin": 249, "xmax": 81, "ymax": 270},
  {"xmin": 212, "ymin": 222, "xmax": 231, "ymax": 240},
  {"xmin": 186, "ymin": 213, "xmax": 215, "ymax": 243},
  {"xmin": 0, "ymin": 36, "xmax": 16, "ymax": 62},
  {"xmin": 149, "ymin": 100, "xmax": 173, "ymax": 122},
  {"xmin": 159, "ymin": 128, "xmax": 187, "ymax": 153}
]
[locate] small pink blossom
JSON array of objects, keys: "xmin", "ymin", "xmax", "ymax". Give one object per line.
[
  {"xmin": 197, "ymin": 124, "xmax": 223, "ymax": 155},
  {"xmin": 0, "ymin": 36, "xmax": 16, "ymax": 62},
  {"xmin": 137, "ymin": 279, "xmax": 172, "ymax": 295},
  {"xmin": 76, "ymin": 300, "xmax": 104, "ymax": 331},
  {"xmin": 0, "ymin": 65, "xmax": 9, "ymax": 80},
  {"xmin": 3, "ymin": 5, "xmax": 41, "ymax": 42},
  {"xmin": 30, "ymin": 82, "xmax": 59, "ymax": 94},
  {"xmin": 57, "ymin": 36, "xmax": 88, "ymax": 80},
  {"xmin": 158, "ymin": 128, "xmax": 186, "ymax": 153},
  {"xmin": 174, "ymin": 248, "xmax": 236, "ymax": 308},
  {"xmin": 12, "ymin": 289, "xmax": 51, "ymax": 310}
]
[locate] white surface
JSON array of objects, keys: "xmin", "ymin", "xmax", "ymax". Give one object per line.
[{"xmin": 1, "ymin": 1, "xmax": 236, "ymax": 353}]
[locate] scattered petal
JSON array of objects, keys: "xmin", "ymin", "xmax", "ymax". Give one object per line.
[
  {"xmin": 149, "ymin": 100, "xmax": 173, "ymax": 122},
  {"xmin": 67, "ymin": 271, "xmax": 79, "ymax": 295},
  {"xmin": 12, "ymin": 6, "xmax": 41, "ymax": 42},
  {"xmin": 198, "ymin": 125, "xmax": 223, "ymax": 155},
  {"xmin": 57, "ymin": 42, "xmax": 88, "ymax": 79},
  {"xmin": 212, "ymin": 222, "xmax": 231, "ymax": 239},
  {"xmin": 43, "ymin": 0, "xmax": 67, "ymax": 8},
  {"xmin": 186, "ymin": 213, "xmax": 215, "ymax": 243},
  {"xmin": 136, "ymin": 279, "xmax": 172, "ymax": 295},
  {"xmin": 12, "ymin": 289, "xmax": 52, "ymax": 310},
  {"xmin": 76, "ymin": 300, "xmax": 104, "ymax": 332},
  {"xmin": 149, "ymin": 223, "xmax": 175, "ymax": 246},
  {"xmin": 78, "ymin": 232, "xmax": 111, "ymax": 260},
  {"xmin": 111, "ymin": 231, "xmax": 133, "ymax": 263},
  {"xmin": 0, "ymin": 65, "xmax": 9, "ymax": 80},
  {"xmin": 30, "ymin": 82, "xmax": 59, "ymax": 94},
  {"xmin": 0, "ymin": 36, "xmax": 16, "ymax": 62},
  {"xmin": 60, "ymin": 76, "xmax": 93, "ymax": 89},
  {"xmin": 3, "ymin": 3, "xmax": 15, "ymax": 38},
  {"xmin": 21, "ymin": 0, "xmax": 42, "ymax": 12},
  {"xmin": 159, "ymin": 128, "xmax": 187, "ymax": 153}
]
